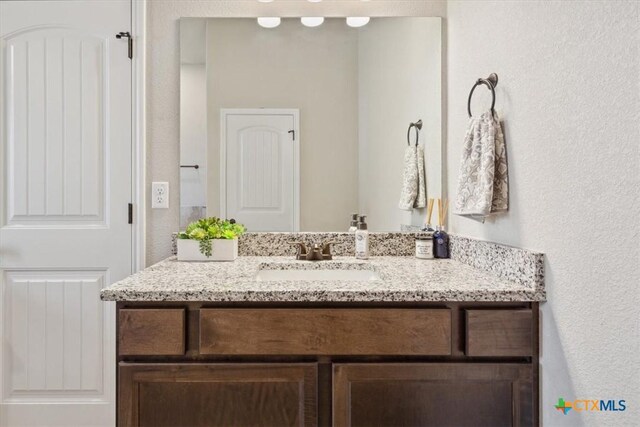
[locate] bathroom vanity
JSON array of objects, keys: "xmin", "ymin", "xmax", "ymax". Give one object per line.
[
  {"xmin": 114, "ymin": 301, "xmax": 537, "ymax": 427},
  {"xmin": 125, "ymin": 17, "xmax": 541, "ymax": 426},
  {"xmin": 102, "ymin": 233, "xmax": 545, "ymax": 427}
]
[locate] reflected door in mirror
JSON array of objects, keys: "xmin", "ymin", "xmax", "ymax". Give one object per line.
[{"xmin": 222, "ymin": 110, "xmax": 299, "ymax": 231}]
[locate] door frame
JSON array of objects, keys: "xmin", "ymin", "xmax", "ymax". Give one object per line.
[
  {"xmin": 219, "ymin": 108, "xmax": 300, "ymax": 231},
  {"xmin": 132, "ymin": 0, "xmax": 146, "ymax": 271}
]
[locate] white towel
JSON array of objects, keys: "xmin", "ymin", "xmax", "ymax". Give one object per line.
[
  {"xmin": 454, "ymin": 110, "xmax": 508, "ymax": 220},
  {"xmin": 399, "ymin": 145, "xmax": 427, "ymax": 210}
]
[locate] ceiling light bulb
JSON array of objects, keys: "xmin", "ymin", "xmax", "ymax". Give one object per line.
[
  {"xmin": 257, "ymin": 17, "xmax": 281, "ymax": 28},
  {"xmin": 346, "ymin": 17, "xmax": 370, "ymax": 28},
  {"xmin": 301, "ymin": 17, "xmax": 324, "ymax": 27},
  {"xmin": 257, "ymin": 0, "xmax": 274, "ymax": 3}
]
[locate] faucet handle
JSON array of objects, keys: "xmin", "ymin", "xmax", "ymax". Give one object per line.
[
  {"xmin": 321, "ymin": 240, "xmax": 337, "ymax": 259},
  {"xmin": 288, "ymin": 241, "xmax": 308, "ymax": 259}
]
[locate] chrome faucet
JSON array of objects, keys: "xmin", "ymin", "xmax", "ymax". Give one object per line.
[{"xmin": 288, "ymin": 241, "xmax": 336, "ymax": 261}]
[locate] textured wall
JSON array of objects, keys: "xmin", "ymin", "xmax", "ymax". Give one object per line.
[
  {"xmin": 146, "ymin": 0, "xmax": 447, "ymax": 264},
  {"xmin": 447, "ymin": 1, "xmax": 639, "ymax": 425}
]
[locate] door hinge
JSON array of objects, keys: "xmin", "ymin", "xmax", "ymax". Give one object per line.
[
  {"xmin": 128, "ymin": 203, "xmax": 133, "ymax": 224},
  {"xmin": 288, "ymin": 129, "xmax": 295, "ymax": 141},
  {"xmin": 116, "ymin": 32, "xmax": 133, "ymax": 59}
]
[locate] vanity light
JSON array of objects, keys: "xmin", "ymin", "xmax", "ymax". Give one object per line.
[
  {"xmin": 257, "ymin": 0, "xmax": 274, "ymax": 3},
  {"xmin": 257, "ymin": 17, "xmax": 281, "ymax": 28},
  {"xmin": 307, "ymin": 0, "xmax": 323, "ymax": 2},
  {"xmin": 346, "ymin": 17, "xmax": 370, "ymax": 28},
  {"xmin": 301, "ymin": 17, "xmax": 324, "ymax": 27}
]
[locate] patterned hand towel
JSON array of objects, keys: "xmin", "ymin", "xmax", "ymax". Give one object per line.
[
  {"xmin": 399, "ymin": 145, "xmax": 427, "ymax": 210},
  {"xmin": 415, "ymin": 145, "xmax": 427, "ymax": 208},
  {"xmin": 454, "ymin": 110, "xmax": 508, "ymax": 220}
]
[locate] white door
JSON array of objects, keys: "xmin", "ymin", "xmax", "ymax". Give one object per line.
[
  {"xmin": 222, "ymin": 110, "xmax": 299, "ymax": 231},
  {"xmin": 0, "ymin": 1, "xmax": 132, "ymax": 426}
]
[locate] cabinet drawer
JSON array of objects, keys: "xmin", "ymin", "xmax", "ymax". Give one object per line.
[
  {"xmin": 200, "ymin": 308, "xmax": 451, "ymax": 355},
  {"xmin": 465, "ymin": 309, "xmax": 533, "ymax": 356},
  {"xmin": 119, "ymin": 309, "xmax": 186, "ymax": 356}
]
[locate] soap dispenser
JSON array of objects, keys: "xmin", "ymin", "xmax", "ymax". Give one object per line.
[
  {"xmin": 348, "ymin": 213, "xmax": 359, "ymax": 233},
  {"xmin": 355, "ymin": 215, "xmax": 369, "ymax": 259}
]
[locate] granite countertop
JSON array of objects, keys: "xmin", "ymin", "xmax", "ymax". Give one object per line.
[{"xmin": 100, "ymin": 256, "xmax": 545, "ymax": 302}]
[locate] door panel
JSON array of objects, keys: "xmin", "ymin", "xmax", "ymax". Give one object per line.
[
  {"xmin": 240, "ymin": 128, "xmax": 282, "ymax": 209},
  {"xmin": 223, "ymin": 111, "xmax": 298, "ymax": 231},
  {"xmin": 0, "ymin": 1, "xmax": 132, "ymax": 426},
  {"xmin": 4, "ymin": 271, "xmax": 106, "ymax": 397},
  {"xmin": 7, "ymin": 28, "xmax": 107, "ymax": 225}
]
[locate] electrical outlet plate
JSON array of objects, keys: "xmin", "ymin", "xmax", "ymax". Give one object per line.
[{"xmin": 152, "ymin": 182, "xmax": 169, "ymax": 209}]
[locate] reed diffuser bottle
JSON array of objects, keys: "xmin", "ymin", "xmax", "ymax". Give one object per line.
[
  {"xmin": 423, "ymin": 198, "xmax": 435, "ymax": 232},
  {"xmin": 433, "ymin": 199, "xmax": 450, "ymax": 259}
]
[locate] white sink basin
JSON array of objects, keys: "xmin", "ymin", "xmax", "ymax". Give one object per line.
[{"xmin": 255, "ymin": 269, "xmax": 380, "ymax": 282}]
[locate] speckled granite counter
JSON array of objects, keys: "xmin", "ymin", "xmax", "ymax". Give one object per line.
[{"xmin": 100, "ymin": 255, "xmax": 545, "ymax": 302}]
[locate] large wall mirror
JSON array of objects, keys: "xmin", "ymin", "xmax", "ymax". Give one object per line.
[{"xmin": 180, "ymin": 17, "xmax": 442, "ymax": 232}]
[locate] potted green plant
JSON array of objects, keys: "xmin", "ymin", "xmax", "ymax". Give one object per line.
[{"xmin": 177, "ymin": 217, "xmax": 246, "ymax": 261}]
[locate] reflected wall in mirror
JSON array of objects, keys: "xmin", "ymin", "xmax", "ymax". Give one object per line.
[{"xmin": 180, "ymin": 17, "xmax": 442, "ymax": 232}]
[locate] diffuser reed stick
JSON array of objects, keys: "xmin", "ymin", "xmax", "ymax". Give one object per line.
[
  {"xmin": 442, "ymin": 199, "xmax": 449, "ymax": 228},
  {"xmin": 437, "ymin": 198, "xmax": 443, "ymax": 227},
  {"xmin": 426, "ymin": 198, "xmax": 435, "ymax": 225}
]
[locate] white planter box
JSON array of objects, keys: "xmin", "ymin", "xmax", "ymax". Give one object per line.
[{"xmin": 177, "ymin": 238, "xmax": 238, "ymax": 262}]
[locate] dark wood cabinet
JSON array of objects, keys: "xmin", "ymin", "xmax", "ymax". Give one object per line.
[
  {"xmin": 199, "ymin": 308, "xmax": 451, "ymax": 356},
  {"xmin": 118, "ymin": 363, "xmax": 317, "ymax": 427},
  {"xmin": 333, "ymin": 363, "xmax": 533, "ymax": 427},
  {"xmin": 465, "ymin": 309, "xmax": 533, "ymax": 356},
  {"xmin": 116, "ymin": 302, "xmax": 538, "ymax": 427},
  {"xmin": 118, "ymin": 309, "xmax": 186, "ymax": 356}
]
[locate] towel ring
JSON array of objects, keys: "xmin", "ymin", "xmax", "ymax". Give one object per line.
[
  {"xmin": 467, "ymin": 73, "xmax": 498, "ymax": 118},
  {"xmin": 407, "ymin": 120, "xmax": 423, "ymax": 146}
]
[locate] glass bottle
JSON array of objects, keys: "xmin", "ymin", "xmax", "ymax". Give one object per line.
[{"xmin": 433, "ymin": 225, "xmax": 450, "ymax": 259}]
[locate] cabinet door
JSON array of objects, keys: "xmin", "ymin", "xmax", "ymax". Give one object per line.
[
  {"xmin": 333, "ymin": 363, "xmax": 533, "ymax": 427},
  {"xmin": 119, "ymin": 363, "xmax": 317, "ymax": 427}
]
